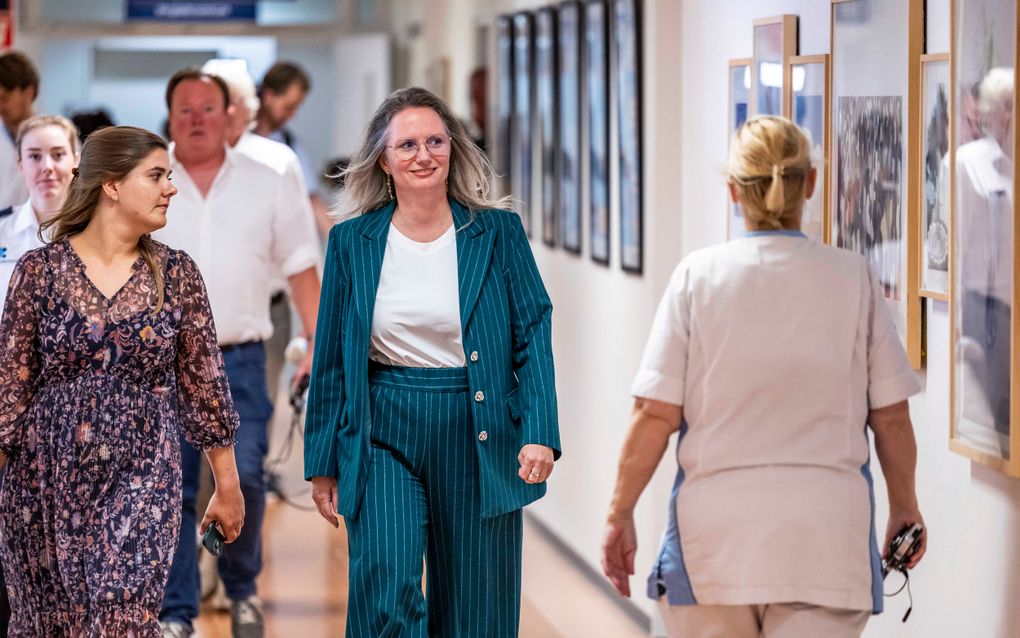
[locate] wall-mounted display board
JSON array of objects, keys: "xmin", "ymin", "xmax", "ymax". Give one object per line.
[
  {"xmin": 536, "ymin": 7, "xmax": 559, "ymax": 247},
  {"xmin": 495, "ymin": 16, "xmax": 514, "ymax": 199},
  {"xmin": 789, "ymin": 54, "xmax": 828, "ymax": 243},
  {"xmin": 920, "ymin": 53, "xmax": 951, "ymax": 299},
  {"xmin": 586, "ymin": 0, "xmax": 610, "ymax": 266},
  {"xmin": 949, "ymin": 0, "xmax": 1018, "ymax": 474},
  {"xmin": 558, "ymin": 0, "xmax": 583, "ymax": 255},
  {"xmin": 830, "ymin": 0, "xmax": 923, "ymax": 369},
  {"xmin": 614, "ymin": 0, "xmax": 642, "ymax": 273},
  {"xmin": 752, "ymin": 15, "xmax": 797, "ymax": 118},
  {"xmin": 726, "ymin": 59, "xmax": 751, "ymax": 240},
  {"xmin": 512, "ymin": 12, "xmax": 535, "ymax": 236}
]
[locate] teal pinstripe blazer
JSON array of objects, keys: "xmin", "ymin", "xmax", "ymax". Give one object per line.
[{"xmin": 304, "ymin": 198, "xmax": 561, "ymax": 519}]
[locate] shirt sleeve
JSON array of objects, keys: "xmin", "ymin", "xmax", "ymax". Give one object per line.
[
  {"xmin": 173, "ymin": 250, "xmax": 240, "ymax": 450},
  {"xmin": 630, "ymin": 262, "xmax": 690, "ymax": 406},
  {"xmin": 865, "ymin": 262, "xmax": 921, "ymax": 408},
  {"xmin": 0, "ymin": 251, "xmax": 43, "ymax": 453},
  {"xmin": 270, "ymin": 165, "xmax": 321, "ymax": 278}
]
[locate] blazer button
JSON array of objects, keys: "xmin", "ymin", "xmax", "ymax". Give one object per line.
[
  {"xmin": 470, "ymin": 351, "xmax": 479, "ymax": 362},
  {"xmin": 474, "ymin": 390, "xmax": 485, "ymax": 402},
  {"xmin": 478, "ymin": 431, "xmax": 488, "ymax": 441}
]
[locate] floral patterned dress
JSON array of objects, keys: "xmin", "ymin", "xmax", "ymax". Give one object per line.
[{"xmin": 0, "ymin": 239, "xmax": 238, "ymax": 637}]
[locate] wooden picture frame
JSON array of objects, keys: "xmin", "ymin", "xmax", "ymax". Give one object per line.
[
  {"xmin": 789, "ymin": 54, "xmax": 829, "ymax": 243},
  {"xmin": 830, "ymin": 0, "xmax": 923, "ymax": 369},
  {"xmin": 919, "ymin": 53, "xmax": 951, "ymax": 300},
  {"xmin": 536, "ymin": 7, "xmax": 560, "ymax": 247},
  {"xmin": 948, "ymin": 0, "xmax": 1019, "ymax": 474},
  {"xmin": 752, "ymin": 14, "xmax": 798, "ymax": 118},
  {"xmin": 585, "ymin": 0, "xmax": 610, "ymax": 266},
  {"xmin": 511, "ymin": 12, "xmax": 535, "ymax": 237},
  {"xmin": 495, "ymin": 16, "xmax": 515, "ymax": 199},
  {"xmin": 726, "ymin": 58, "xmax": 751, "ymax": 240},
  {"xmin": 558, "ymin": 0, "xmax": 583, "ymax": 255},
  {"xmin": 615, "ymin": 0, "xmax": 642, "ymax": 273}
]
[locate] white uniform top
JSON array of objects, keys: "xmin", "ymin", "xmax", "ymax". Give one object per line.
[
  {"xmin": 0, "ymin": 128, "xmax": 29, "ymax": 210},
  {"xmin": 631, "ymin": 232, "xmax": 920, "ymax": 613},
  {"xmin": 0, "ymin": 200, "xmax": 44, "ymax": 313},
  {"xmin": 369, "ymin": 223, "xmax": 465, "ymax": 368},
  {"xmin": 154, "ymin": 145, "xmax": 320, "ymax": 346}
]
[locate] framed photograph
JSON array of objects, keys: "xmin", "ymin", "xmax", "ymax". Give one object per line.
[
  {"xmin": 790, "ymin": 54, "xmax": 829, "ymax": 243},
  {"xmin": 495, "ymin": 16, "xmax": 514, "ymax": 198},
  {"xmin": 536, "ymin": 7, "xmax": 559, "ymax": 247},
  {"xmin": 949, "ymin": 0, "xmax": 1018, "ymax": 473},
  {"xmin": 727, "ymin": 58, "xmax": 751, "ymax": 240},
  {"xmin": 511, "ymin": 12, "xmax": 535, "ymax": 237},
  {"xmin": 919, "ymin": 53, "xmax": 951, "ymax": 299},
  {"xmin": 615, "ymin": 0, "xmax": 642, "ymax": 273},
  {"xmin": 752, "ymin": 15, "xmax": 798, "ymax": 118},
  {"xmin": 558, "ymin": 0, "xmax": 583, "ymax": 255},
  {"xmin": 830, "ymin": 0, "xmax": 923, "ymax": 368},
  {"xmin": 586, "ymin": 0, "xmax": 610, "ymax": 265}
]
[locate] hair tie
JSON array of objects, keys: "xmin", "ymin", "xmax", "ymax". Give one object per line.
[
  {"xmin": 772, "ymin": 164, "xmax": 785, "ymax": 180},
  {"xmin": 71, "ymin": 167, "xmax": 79, "ymax": 177}
]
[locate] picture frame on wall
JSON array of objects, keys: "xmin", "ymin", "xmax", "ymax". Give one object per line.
[
  {"xmin": 585, "ymin": 0, "xmax": 610, "ymax": 265},
  {"xmin": 495, "ymin": 16, "xmax": 515, "ymax": 199},
  {"xmin": 919, "ymin": 53, "xmax": 951, "ymax": 299},
  {"xmin": 615, "ymin": 0, "xmax": 642, "ymax": 273},
  {"xmin": 511, "ymin": 12, "xmax": 535, "ymax": 237},
  {"xmin": 949, "ymin": 0, "xmax": 1018, "ymax": 474},
  {"xmin": 752, "ymin": 15, "xmax": 798, "ymax": 118},
  {"xmin": 830, "ymin": 0, "xmax": 923, "ymax": 368},
  {"xmin": 727, "ymin": 58, "xmax": 751, "ymax": 240},
  {"xmin": 558, "ymin": 0, "xmax": 583, "ymax": 255},
  {"xmin": 536, "ymin": 7, "xmax": 559, "ymax": 247},
  {"xmin": 789, "ymin": 54, "xmax": 829, "ymax": 243}
]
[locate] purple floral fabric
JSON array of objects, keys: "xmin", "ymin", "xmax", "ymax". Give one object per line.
[{"xmin": 0, "ymin": 239, "xmax": 238, "ymax": 637}]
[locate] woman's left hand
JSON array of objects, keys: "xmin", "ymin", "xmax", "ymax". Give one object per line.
[{"xmin": 518, "ymin": 444, "xmax": 554, "ymax": 483}]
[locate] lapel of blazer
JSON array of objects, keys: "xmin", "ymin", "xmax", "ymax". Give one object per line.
[
  {"xmin": 354, "ymin": 201, "xmax": 396, "ymax": 340},
  {"xmin": 452, "ymin": 200, "xmax": 495, "ymax": 332}
]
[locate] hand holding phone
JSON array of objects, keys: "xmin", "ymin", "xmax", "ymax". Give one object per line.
[{"xmin": 202, "ymin": 521, "xmax": 226, "ymax": 557}]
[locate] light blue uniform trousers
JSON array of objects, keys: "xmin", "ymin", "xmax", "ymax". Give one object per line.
[{"xmin": 344, "ymin": 363, "xmax": 523, "ymax": 637}]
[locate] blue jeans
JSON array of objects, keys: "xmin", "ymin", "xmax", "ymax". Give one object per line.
[{"xmin": 160, "ymin": 342, "xmax": 273, "ymax": 626}]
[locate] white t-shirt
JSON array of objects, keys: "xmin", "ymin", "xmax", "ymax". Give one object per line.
[
  {"xmin": 0, "ymin": 200, "xmax": 44, "ymax": 313},
  {"xmin": 369, "ymin": 223, "xmax": 465, "ymax": 367},
  {"xmin": 632, "ymin": 232, "xmax": 920, "ymax": 612},
  {"xmin": 0, "ymin": 128, "xmax": 29, "ymax": 210},
  {"xmin": 154, "ymin": 145, "xmax": 320, "ymax": 346}
]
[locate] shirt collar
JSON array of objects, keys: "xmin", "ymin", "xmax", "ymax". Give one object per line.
[
  {"xmin": 169, "ymin": 141, "xmax": 235, "ymax": 185},
  {"xmin": 12, "ymin": 200, "xmax": 40, "ymax": 236}
]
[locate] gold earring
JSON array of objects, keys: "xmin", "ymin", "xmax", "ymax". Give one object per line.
[{"xmin": 386, "ymin": 173, "xmax": 393, "ymax": 200}]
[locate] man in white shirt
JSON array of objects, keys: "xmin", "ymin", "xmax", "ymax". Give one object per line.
[
  {"xmin": 155, "ymin": 68, "xmax": 321, "ymax": 638},
  {"xmin": 0, "ymin": 51, "xmax": 37, "ymax": 210}
]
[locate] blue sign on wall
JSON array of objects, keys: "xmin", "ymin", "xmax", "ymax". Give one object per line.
[{"xmin": 126, "ymin": 1, "xmax": 256, "ymax": 21}]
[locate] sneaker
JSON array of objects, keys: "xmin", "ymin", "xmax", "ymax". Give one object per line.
[
  {"xmin": 159, "ymin": 620, "xmax": 194, "ymax": 638},
  {"xmin": 231, "ymin": 596, "xmax": 265, "ymax": 638}
]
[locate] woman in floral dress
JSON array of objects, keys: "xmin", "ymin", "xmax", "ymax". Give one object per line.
[{"xmin": 0, "ymin": 126, "xmax": 245, "ymax": 636}]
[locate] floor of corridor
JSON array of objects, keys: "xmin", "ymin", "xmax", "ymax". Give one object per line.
[{"xmin": 191, "ymin": 381, "xmax": 648, "ymax": 637}]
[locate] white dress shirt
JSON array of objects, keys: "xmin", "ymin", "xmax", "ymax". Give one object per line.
[
  {"xmin": 0, "ymin": 200, "xmax": 44, "ymax": 312},
  {"xmin": 632, "ymin": 233, "xmax": 920, "ymax": 612},
  {"xmin": 0, "ymin": 128, "xmax": 29, "ymax": 210},
  {"xmin": 154, "ymin": 145, "xmax": 320, "ymax": 345},
  {"xmin": 369, "ymin": 223, "xmax": 465, "ymax": 367}
]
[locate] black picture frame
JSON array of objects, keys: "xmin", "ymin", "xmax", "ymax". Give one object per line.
[
  {"xmin": 495, "ymin": 15, "xmax": 514, "ymax": 198},
  {"xmin": 511, "ymin": 12, "xmax": 535, "ymax": 237},
  {"xmin": 585, "ymin": 0, "xmax": 610, "ymax": 266},
  {"xmin": 558, "ymin": 1, "xmax": 583, "ymax": 254},
  {"xmin": 536, "ymin": 7, "xmax": 559, "ymax": 247},
  {"xmin": 614, "ymin": 0, "xmax": 642, "ymax": 273}
]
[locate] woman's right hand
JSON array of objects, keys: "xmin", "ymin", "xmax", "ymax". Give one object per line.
[
  {"xmin": 311, "ymin": 476, "xmax": 340, "ymax": 528},
  {"xmin": 202, "ymin": 483, "xmax": 245, "ymax": 543}
]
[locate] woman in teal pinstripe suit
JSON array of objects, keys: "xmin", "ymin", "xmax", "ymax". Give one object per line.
[{"xmin": 304, "ymin": 87, "xmax": 561, "ymax": 637}]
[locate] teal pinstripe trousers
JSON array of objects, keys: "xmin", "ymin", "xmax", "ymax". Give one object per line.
[{"xmin": 345, "ymin": 364, "xmax": 523, "ymax": 637}]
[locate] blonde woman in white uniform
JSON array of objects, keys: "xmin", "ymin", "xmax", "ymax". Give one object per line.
[{"xmin": 601, "ymin": 116, "xmax": 927, "ymax": 637}]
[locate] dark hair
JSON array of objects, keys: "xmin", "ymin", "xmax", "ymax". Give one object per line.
[
  {"xmin": 40, "ymin": 126, "xmax": 170, "ymax": 313},
  {"xmin": 69, "ymin": 108, "xmax": 115, "ymax": 143},
  {"xmin": 165, "ymin": 68, "xmax": 231, "ymax": 110},
  {"xmin": 0, "ymin": 50, "xmax": 40, "ymax": 93},
  {"xmin": 260, "ymin": 61, "xmax": 311, "ymax": 96}
]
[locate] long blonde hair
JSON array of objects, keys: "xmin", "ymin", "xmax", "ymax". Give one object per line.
[
  {"xmin": 40, "ymin": 126, "xmax": 169, "ymax": 314},
  {"xmin": 726, "ymin": 115, "xmax": 812, "ymax": 231},
  {"xmin": 337, "ymin": 86, "xmax": 511, "ymax": 218}
]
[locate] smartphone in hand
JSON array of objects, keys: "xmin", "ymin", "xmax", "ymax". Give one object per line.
[{"xmin": 202, "ymin": 522, "xmax": 226, "ymax": 557}]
